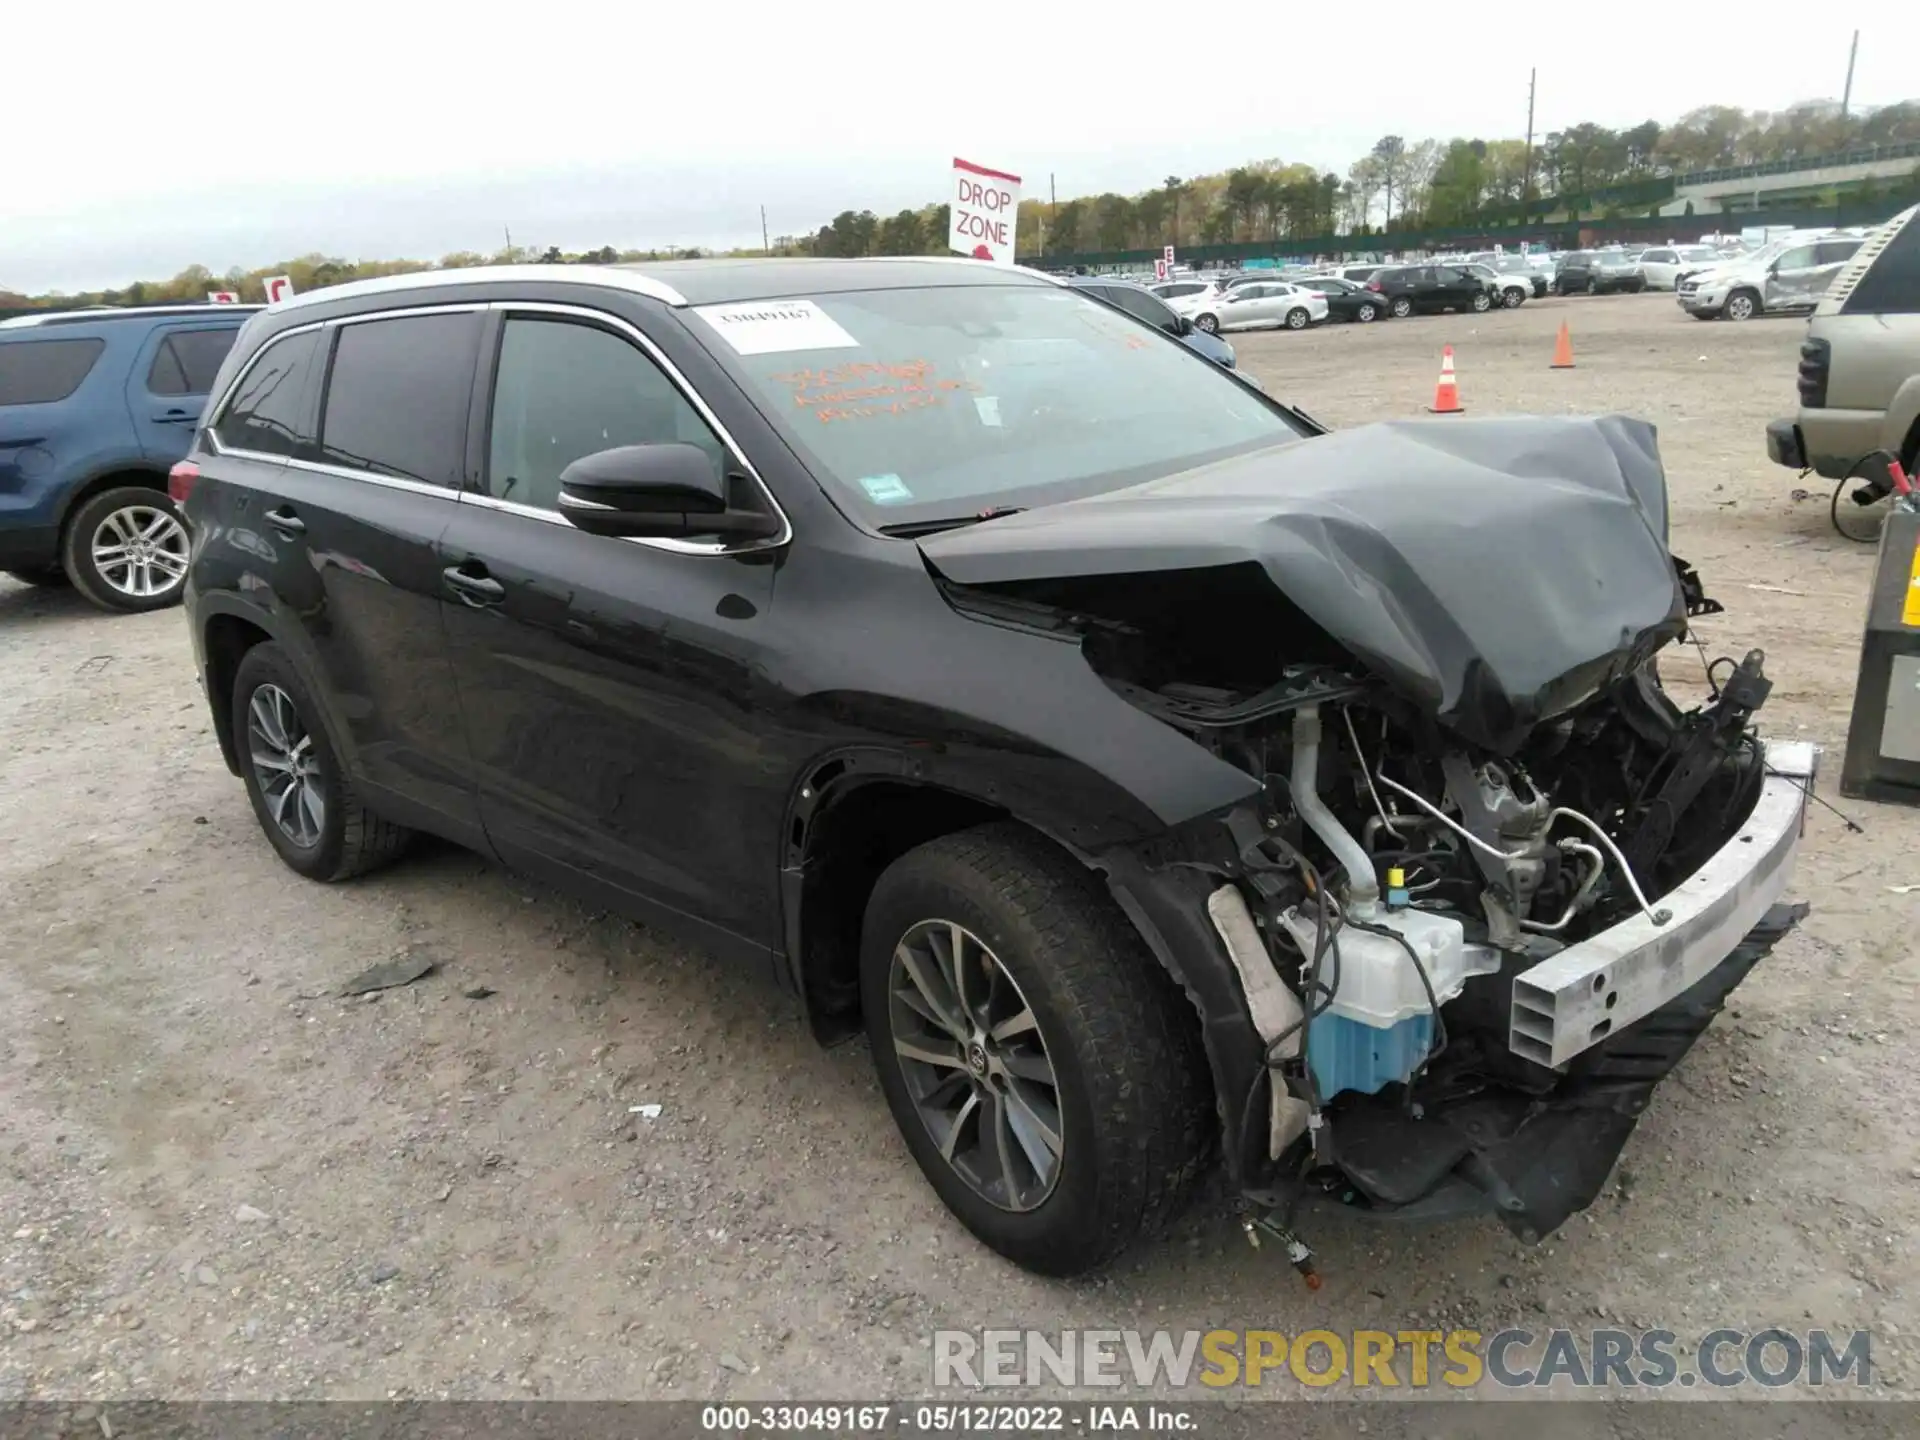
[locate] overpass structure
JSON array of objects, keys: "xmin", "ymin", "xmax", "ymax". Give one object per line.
[{"xmin": 1655, "ymin": 142, "xmax": 1920, "ymax": 216}]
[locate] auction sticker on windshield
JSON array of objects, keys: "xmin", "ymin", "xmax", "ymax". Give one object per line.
[{"xmin": 694, "ymin": 300, "xmax": 860, "ymax": 356}]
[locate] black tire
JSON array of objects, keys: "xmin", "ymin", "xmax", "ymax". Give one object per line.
[
  {"xmin": 1502, "ymin": 286, "xmax": 1526, "ymax": 308},
  {"xmin": 1194, "ymin": 313, "xmax": 1220, "ymax": 334},
  {"xmin": 60, "ymin": 485, "xmax": 190, "ymax": 613},
  {"xmin": 2, "ymin": 567, "xmax": 69, "ymax": 587},
  {"xmin": 1285, "ymin": 307, "xmax": 1309, "ymax": 330},
  {"xmin": 231, "ymin": 641, "xmax": 411, "ymax": 882},
  {"xmin": 1389, "ymin": 296, "xmax": 1413, "ymax": 318},
  {"xmin": 1355, "ymin": 302, "xmax": 1379, "ymax": 323},
  {"xmin": 1470, "ymin": 290, "xmax": 1493, "ymax": 313},
  {"xmin": 860, "ymin": 822, "xmax": 1211, "ymax": 1276}
]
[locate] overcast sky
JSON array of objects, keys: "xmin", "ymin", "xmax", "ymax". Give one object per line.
[{"xmin": 5, "ymin": 4, "xmax": 1915, "ymax": 293}]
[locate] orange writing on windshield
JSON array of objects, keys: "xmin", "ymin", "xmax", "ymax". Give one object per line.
[{"xmin": 770, "ymin": 359, "xmax": 981, "ymax": 423}]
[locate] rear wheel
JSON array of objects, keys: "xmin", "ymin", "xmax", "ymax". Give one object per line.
[
  {"xmin": 60, "ymin": 486, "xmax": 190, "ymax": 613},
  {"xmin": 1285, "ymin": 307, "xmax": 1310, "ymax": 330},
  {"xmin": 861, "ymin": 823, "xmax": 1211, "ymax": 1276},
  {"xmin": 1194, "ymin": 313, "xmax": 1220, "ymax": 334},
  {"xmin": 1469, "ymin": 290, "xmax": 1493, "ymax": 313},
  {"xmin": 232, "ymin": 642, "xmax": 412, "ymax": 882}
]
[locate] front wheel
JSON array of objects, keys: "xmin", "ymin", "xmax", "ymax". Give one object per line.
[
  {"xmin": 232, "ymin": 642, "xmax": 412, "ymax": 882},
  {"xmin": 860, "ymin": 823, "xmax": 1211, "ymax": 1276},
  {"xmin": 60, "ymin": 486, "xmax": 190, "ymax": 613},
  {"xmin": 1285, "ymin": 307, "xmax": 1310, "ymax": 330},
  {"xmin": 1194, "ymin": 313, "xmax": 1220, "ymax": 334},
  {"xmin": 1502, "ymin": 287, "xmax": 1526, "ymax": 308},
  {"xmin": 1725, "ymin": 290, "xmax": 1758, "ymax": 321},
  {"xmin": 1470, "ymin": 290, "xmax": 1493, "ymax": 313},
  {"xmin": 1389, "ymin": 296, "xmax": 1413, "ymax": 318}
]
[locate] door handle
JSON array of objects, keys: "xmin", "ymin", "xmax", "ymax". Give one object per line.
[
  {"xmin": 442, "ymin": 564, "xmax": 505, "ymax": 606},
  {"xmin": 264, "ymin": 507, "xmax": 306, "ymax": 536},
  {"xmin": 152, "ymin": 408, "xmax": 200, "ymax": 424}
]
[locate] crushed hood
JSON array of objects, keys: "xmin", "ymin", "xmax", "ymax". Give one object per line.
[{"xmin": 920, "ymin": 415, "xmax": 1686, "ymax": 751}]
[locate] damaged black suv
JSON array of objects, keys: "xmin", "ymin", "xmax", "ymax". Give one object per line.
[{"xmin": 179, "ymin": 259, "xmax": 1813, "ymax": 1276}]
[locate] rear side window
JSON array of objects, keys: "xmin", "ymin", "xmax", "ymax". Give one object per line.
[
  {"xmin": 316, "ymin": 313, "xmax": 479, "ymax": 487},
  {"xmin": 147, "ymin": 328, "xmax": 241, "ymax": 397},
  {"xmin": 1816, "ymin": 239, "xmax": 1861, "ymax": 267},
  {"xmin": 214, "ymin": 330, "xmax": 321, "ymax": 456},
  {"xmin": 1842, "ymin": 210, "xmax": 1920, "ymax": 316},
  {"xmin": 0, "ymin": 337, "xmax": 105, "ymax": 406}
]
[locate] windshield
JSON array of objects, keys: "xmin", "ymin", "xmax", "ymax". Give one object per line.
[
  {"xmin": 1681, "ymin": 246, "xmax": 1720, "ymax": 261},
  {"xmin": 691, "ymin": 283, "xmax": 1305, "ymax": 528}
]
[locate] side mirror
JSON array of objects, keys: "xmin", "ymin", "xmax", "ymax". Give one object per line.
[{"xmin": 557, "ymin": 443, "xmax": 780, "ymax": 542}]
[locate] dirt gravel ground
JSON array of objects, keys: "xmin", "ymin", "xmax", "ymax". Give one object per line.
[{"xmin": 2, "ymin": 291, "xmax": 1917, "ymax": 1419}]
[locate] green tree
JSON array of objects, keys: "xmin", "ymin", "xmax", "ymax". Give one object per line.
[{"xmin": 1371, "ymin": 135, "xmax": 1408, "ymax": 222}]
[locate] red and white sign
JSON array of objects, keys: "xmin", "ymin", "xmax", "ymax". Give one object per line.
[
  {"xmin": 1154, "ymin": 258, "xmax": 1169, "ymax": 281},
  {"xmin": 948, "ymin": 157, "xmax": 1022, "ymax": 267},
  {"xmin": 1163, "ymin": 244, "xmax": 1176, "ymax": 266},
  {"xmin": 207, "ymin": 291, "xmax": 240, "ymax": 305},
  {"xmin": 262, "ymin": 275, "xmax": 296, "ymax": 305}
]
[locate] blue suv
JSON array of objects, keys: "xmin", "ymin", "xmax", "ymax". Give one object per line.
[{"xmin": 1, "ymin": 304, "xmax": 260, "ymax": 611}]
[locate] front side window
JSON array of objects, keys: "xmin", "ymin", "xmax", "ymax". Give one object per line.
[
  {"xmin": 212, "ymin": 329, "xmax": 321, "ymax": 456},
  {"xmin": 1773, "ymin": 246, "xmax": 1818, "ymax": 272},
  {"xmin": 691, "ymin": 283, "xmax": 1304, "ymax": 528},
  {"xmin": 486, "ymin": 316, "xmax": 728, "ymax": 512},
  {"xmin": 147, "ymin": 328, "xmax": 240, "ymax": 397},
  {"xmin": 316, "ymin": 313, "xmax": 479, "ymax": 487},
  {"xmin": 0, "ymin": 337, "xmax": 105, "ymax": 407}
]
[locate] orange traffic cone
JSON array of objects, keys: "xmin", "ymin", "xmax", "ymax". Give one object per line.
[
  {"xmin": 1428, "ymin": 345, "xmax": 1463, "ymax": 413},
  {"xmin": 1550, "ymin": 321, "xmax": 1576, "ymax": 369}
]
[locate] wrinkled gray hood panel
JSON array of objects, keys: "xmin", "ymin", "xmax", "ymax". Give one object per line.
[{"xmin": 920, "ymin": 416, "xmax": 1685, "ymax": 751}]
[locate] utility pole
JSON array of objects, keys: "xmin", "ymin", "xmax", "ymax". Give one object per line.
[
  {"xmin": 761, "ymin": 206, "xmax": 771, "ymax": 254},
  {"xmin": 1521, "ymin": 67, "xmax": 1537, "ymax": 224},
  {"xmin": 1841, "ymin": 30, "xmax": 1859, "ymax": 118},
  {"xmin": 504, "ymin": 226, "xmax": 513, "ymax": 260},
  {"xmin": 1049, "ymin": 173, "xmax": 1057, "ymax": 254}
]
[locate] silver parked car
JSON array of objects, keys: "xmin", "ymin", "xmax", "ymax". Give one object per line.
[{"xmin": 1189, "ymin": 281, "xmax": 1331, "ymax": 334}]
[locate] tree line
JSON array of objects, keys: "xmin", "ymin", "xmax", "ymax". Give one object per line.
[{"xmin": 7, "ymin": 97, "xmax": 1918, "ymax": 308}]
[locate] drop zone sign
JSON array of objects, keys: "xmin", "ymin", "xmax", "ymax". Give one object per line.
[{"xmin": 948, "ymin": 157, "xmax": 1022, "ymax": 266}]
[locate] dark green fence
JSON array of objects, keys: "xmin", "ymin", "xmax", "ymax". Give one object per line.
[{"xmin": 1022, "ymin": 196, "xmax": 1912, "ymax": 270}]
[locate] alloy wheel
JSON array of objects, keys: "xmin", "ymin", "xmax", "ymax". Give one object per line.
[
  {"xmin": 1727, "ymin": 293, "xmax": 1756, "ymax": 320},
  {"xmin": 247, "ymin": 683, "xmax": 327, "ymax": 848},
  {"xmin": 886, "ymin": 919, "xmax": 1063, "ymax": 1213},
  {"xmin": 1287, "ymin": 308, "xmax": 1308, "ymax": 329},
  {"xmin": 1356, "ymin": 304, "xmax": 1377, "ymax": 322},
  {"xmin": 1471, "ymin": 291, "xmax": 1492, "ymax": 312},
  {"xmin": 1195, "ymin": 314, "xmax": 1219, "ymax": 334},
  {"xmin": 91, "ymin": 505, "xmax": 188, "ymax": 600}
]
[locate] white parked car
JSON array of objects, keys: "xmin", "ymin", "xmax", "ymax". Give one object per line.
[
  {"xmin": 1636, "ymin": 244, "xmax": 1726, "ymax": 291},
  {"xmin": 1190, "ymin": 281, "xmax": 1330, "ymax": 333},
  {"xmin": 1150, "ymin": 278, "xmax": 1221, "ymax": 316}
]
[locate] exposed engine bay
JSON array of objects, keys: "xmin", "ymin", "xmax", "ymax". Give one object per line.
[{"xmin": 921, "ymin": 415, "xmax": 1813, "ymax": 1247}]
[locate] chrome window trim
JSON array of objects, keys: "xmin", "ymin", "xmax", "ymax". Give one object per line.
[
  {"xmin": 203, "ymin": 318, "xmax": 330, "ymax": 460},
  {"xmin": 469, "ymin": 300, "xmax": 791, "ymax": 558},
  {"xmin": 285, "ymin": 456, "xmax": 458, "ymax": 498},
  {"xmin": 264, "ymin": 265, "xmax": 687, "ymax": 318}
]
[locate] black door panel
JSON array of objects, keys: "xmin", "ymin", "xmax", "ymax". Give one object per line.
[
  {"xmin": 242, "ymin": 463, "xmax": 477, "ymax": 839},
  {"xmin": 439, "ymin": 506, "xmax": 781, "ymax": 951}
]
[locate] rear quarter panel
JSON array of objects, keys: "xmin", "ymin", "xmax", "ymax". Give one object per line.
[{"xmin": 0, "ymin": 327, "xmax": 147, "ymax": 532}]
